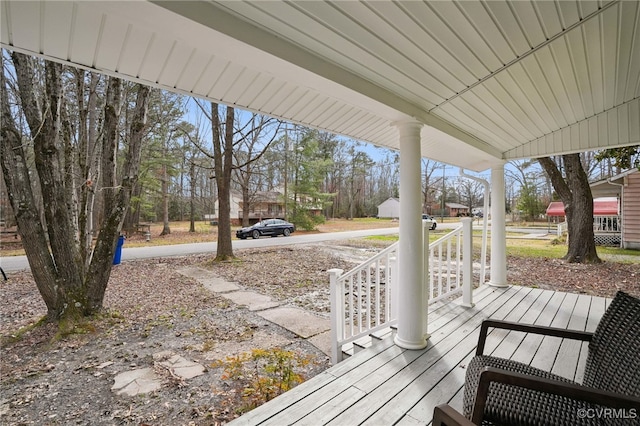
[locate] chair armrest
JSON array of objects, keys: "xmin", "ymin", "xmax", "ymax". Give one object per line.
[
  {"xmin": 471, "ymin": 367, "xmax": 640, "ymax": 425},
  {"xmin": 433, "ymin": 404, "xmax": 475, "ymax": 426},
  {"xmin": 476, "ymin": 319, "xmax": 593, "ymax": 356}
]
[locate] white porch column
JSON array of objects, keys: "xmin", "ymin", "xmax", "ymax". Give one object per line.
[
  {"xmin": 393, "ymin": 121, "xmax": 428, "ymax": 350},
  {"xmin": 489, "ymin": 164, "xmax": 508, "ymax": 287}
]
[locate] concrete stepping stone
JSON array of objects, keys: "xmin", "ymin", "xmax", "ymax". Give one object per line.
[
  {"xmin": 157, "ymin": 354, "xmax": 205, "ymax": 380},
  {"xmin": 224, "ymin": 291, "xmax": 280, "ymax": 311},
  {"xmin": 177, "ymin": 267, "xmax": 240, "ymax": 292},
  {"xmin": 112, "ymin": 352, "xmax": 206, "ymax": 397},
  {"xmin": 175, "ymin": 266, "xmax": 217, "ymax": 280},
  {"xmin": 111, "ymin": 368, "xmax": 162, "ymax": 396},
  {"xmin": 199, "ymin": 277, "xmax": 240, "ymax": 293},
  {"xmin": 308, "ymin": 330, "xmax": 332, "ymax": 357},
  {"xmin": 177, "ymin": 266, "xmax": 332, "ymax": 356},
  {"xmin": 258, "ymin": 307, "xmax": 330, "ymax": 338}
]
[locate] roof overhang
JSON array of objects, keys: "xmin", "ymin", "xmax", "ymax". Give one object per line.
[
  {"xmin": 2, "ymin": 1, "xmax": 638, "ymax": 172},
  {"xmin": 546, "ymin": 197, "xmax": 619, "ymax": 216}
]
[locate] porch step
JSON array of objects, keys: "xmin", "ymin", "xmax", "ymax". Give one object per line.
[{"xmin": 341, "ymin": 326, "xmax": 397, "ymax": 359}]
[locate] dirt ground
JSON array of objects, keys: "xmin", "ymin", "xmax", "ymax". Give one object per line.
[{"xmin": 1, "ymin": 228, "xmax": 639, "ymax": 425}]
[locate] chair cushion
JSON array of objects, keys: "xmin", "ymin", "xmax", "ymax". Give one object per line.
[{"xmin": 463, "ymin": 355, "xmax": 601, "ymax": 426}]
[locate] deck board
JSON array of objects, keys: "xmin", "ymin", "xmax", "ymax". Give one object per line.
[
  {"xmin": 552, "ymin": 293, "xmax": 591, "ymax": 380},
  {"xmin": 326, "ymin": 288, "xmax": 519, "ymax": 426},
  {"xmin": 530, "ymin": 292, "xmax": 578, "ymax": 374},
  {"xmin": 509, "ymin": 291, "xmax": 566, "ymax": 365},
  {"xmin": 229, "ymin": 286, "xmax": 610, "ymax": 426}
]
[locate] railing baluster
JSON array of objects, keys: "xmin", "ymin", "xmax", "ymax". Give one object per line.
[
  {"xmin": 366, "ymin": 269, "xmax": 372, "ymax": 328},
  {"xmin": 374, "ymin": 258, "xmax": 380, "ymax": 327},
  {"xmin": 385, "ymin": 253, "xmax": 389, "ymax": 321},
  {"xmin": 390, "ymin": 254, "xmax": 398, "ymax": 320},
  {"xmin": 446, "ymin": 238, "xmax": 452, "ymax": 294},
  {"xmin": 438, "ymin": 243, "xmax": 443, "ymax": 298},
  {"xmin": 456, "ymin": 231, "xmax": 462, "ymax": 291},
  {"xmin": 357, "ymin": 271, "xmax": 363, "ymax": 334},
  {"xmin": 349, "ymin": 275, "xmax": 354, "ymax": 338}
]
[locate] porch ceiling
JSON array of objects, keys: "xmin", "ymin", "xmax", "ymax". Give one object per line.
[{"xmin": 2, "ymin": 1, "xmax": 638, "ymax": 172}]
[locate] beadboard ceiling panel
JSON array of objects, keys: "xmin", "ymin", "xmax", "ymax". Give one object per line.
[{"xmin": 1, "ymin": 0, "xmax": 638, "ymax": 172}]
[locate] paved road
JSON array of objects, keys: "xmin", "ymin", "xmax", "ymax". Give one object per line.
[
  {"xmin": 0, "ymin": 227, "xmax": 400, "ymax": 272},
  {"xmin": 0, "ymin": 223, "xmax": 548, "ymax": 273}
]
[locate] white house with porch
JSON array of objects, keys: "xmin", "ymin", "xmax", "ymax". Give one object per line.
[
  {"xmin": 547, "ymin": 197, "xmax": 622, "ymax": 246},
  {"xmin": 3, "ymin": 1, "xmax": 638, "ymax": 423},
  {"xmin": 591, "ymin": 169, "xmax": 640, "ymax": 249}
]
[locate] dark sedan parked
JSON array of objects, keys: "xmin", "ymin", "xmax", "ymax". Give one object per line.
[{"xmin": 236, "ymin": 219, "xmax": 295, "ymax": 239}]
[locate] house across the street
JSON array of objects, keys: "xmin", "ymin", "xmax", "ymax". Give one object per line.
[{"xmin": 377, "ymin": 197, "xmax": 400, "ymax": 219}]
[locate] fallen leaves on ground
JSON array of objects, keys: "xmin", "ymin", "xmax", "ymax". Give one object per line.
[
  {"xmin": 0, "ymin": 243, "xmax": 638, "ymax": 425},
  {"xmin": 507, "ymin": 255, "xmax": 639, "ymax": 298}
]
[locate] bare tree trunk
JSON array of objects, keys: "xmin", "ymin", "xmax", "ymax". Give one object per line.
[
  {"xmin": 1, "ymin": 54, "xmax": 60, "ymax": 319},
  {"xmin": 160, "ymin": 161, "xmax": 171, "ymax": 235},
  {"xmin": 123, "ymin": 182, "xmax": 142, "ymax": 231},
  {"xmin": 76, "ymin": 70, "xmax": 101, "ymax": 270},
  {"xmin": 241, "ymin": 185, "xmax": 251, "ymax": 226},
  {"xmin": 213, "ymin": 103, "xmax": 235, "ymax": 261},
  {"xmin": 1, "ymin": 52, "xmax": 152, "ymax": 320},
  {"xmin": 86, "ymin": 83, "xmax": 151, "ymax": 310},
  {"xmin": 539, "ymin": 154, "xmax": 600, "ymax": 263},
  {"xmin": 159, "ymin": 131, "xmax": 171, "ymax": 235},
  {"xmin": 189, "ymin": 161, "xmax": 196, "ymax": 233}
]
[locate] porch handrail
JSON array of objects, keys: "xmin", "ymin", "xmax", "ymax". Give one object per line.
[
  {"xmin": 329, "ymin": 242, "xmax": 399, "ymax": 364},
  {"xmin": 329, "ymin": 219, "xmax": 475, "ymax": 364}
]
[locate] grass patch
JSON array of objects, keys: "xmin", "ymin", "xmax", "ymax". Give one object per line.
[
  {"xmin": 365, "ymin": 235, "xmax": 398, "ymax": 242},
  {"xmin": 505, "ymin": 239, "xmax": 566, "ymax": 258},
  {"xmin": 365, "ymin": 229, "xmax": 453, "ymax": 244},
  {"xmin": 366, "ymin": 230, "xmax": 640, "ymax": 264},
  {"xmin": 598, "ymin": 246, "xmax": 640, "ymax": 257},
  {"xmin": 505, "ymin": 239, "xmax": 640, "ymax": 263}
]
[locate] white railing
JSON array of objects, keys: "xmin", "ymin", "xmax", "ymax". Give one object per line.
[
  {"xmin": 557, "ymin": 215, "xmax": 621, "ymax": 238},
  {"xmin": 594, "ymin": 215, "xmax": 620, "ymax": 233},
  {"xmin": 328, "ymin": 243, "xmax": 398, "ymax": 364},
  {"xmin": 557, "ymin": 221, "xmax": 568, "ymax": 238},
  {"xmin": 428, "ymin": 226, "xmax": 463, "ymax": 303},
  {"xmin": 329, "ymin": 219, "xmax": 475, "ymax": 364}
]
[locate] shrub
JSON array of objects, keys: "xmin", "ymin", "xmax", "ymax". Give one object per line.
[
  {"xmin": 212, "ymin": 347, "xmax": 314, "ymax": 413},
  {"xmin": 290, "ymin": 210, "xmax": 325, "ymax": 231}
]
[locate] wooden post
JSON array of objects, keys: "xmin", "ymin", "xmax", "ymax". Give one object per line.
[
  {"xmin": 329, "ymin": 268, "xmax": 344, "ymax": 364},
  {"xmin": 423, "ymin": 220, "xmax": 431, "ymax": 338}
]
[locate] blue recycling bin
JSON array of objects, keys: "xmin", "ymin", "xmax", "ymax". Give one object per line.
[{"xmin": 113, "ymin": 235, "xmax": 125, "ymax": 265}]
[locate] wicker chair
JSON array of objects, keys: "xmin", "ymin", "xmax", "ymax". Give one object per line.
[{"xmin": 433, "ymin": 291, "xmax": 640, "ymax": 426}]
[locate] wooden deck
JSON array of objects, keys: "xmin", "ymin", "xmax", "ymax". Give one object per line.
[{"xmin": 229, "ymin": 285, "xmax": 610, "ymax": 425}]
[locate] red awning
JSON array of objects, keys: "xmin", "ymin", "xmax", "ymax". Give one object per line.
[
  {"xmin": 546, "ymin": 201, "xmax": 565, "ymax": 216},
  {"xmin": 546, "ymin": 198, "xmax": 618, "ymax": 217}
]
